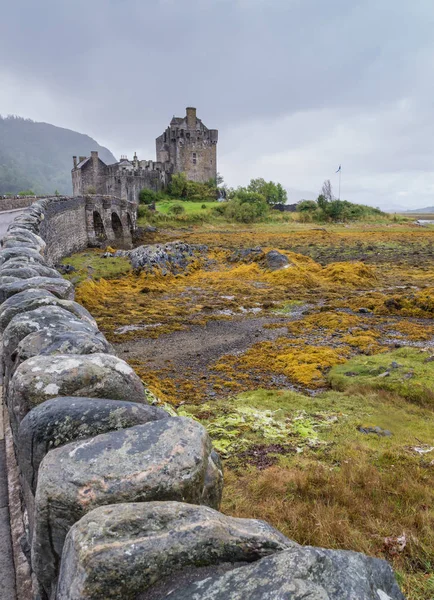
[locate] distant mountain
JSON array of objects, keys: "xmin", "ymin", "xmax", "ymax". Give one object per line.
[
  {"xmin": 0, "ymin": 115, "xmax": 116, "ymax": 195},
  {"xmin": 404, "ymin": 206, "xmax": 434, "ymax": 214}
]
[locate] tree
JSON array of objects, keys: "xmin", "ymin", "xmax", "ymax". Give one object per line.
[
  {"xmin": 169, "ymin": 172, "xmax": 188, "ymax": 198},
  {"xmin": 321, "ymin": 179, "xmax": 334, "ymax": 201},
  {"xmin": 247, "ymin": 178, "xmax": 287, "ymax": 205}
]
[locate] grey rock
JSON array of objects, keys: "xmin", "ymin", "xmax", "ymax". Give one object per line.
[
  {"xmin": 0, "ymin": 276, "xmax": 20, "ymax": 286},
  {"xmin": 7, "ymin": 353, "xmax": 146, "ymax": 439},
  {"xmin": 18, "ymin": 396, "xmax": 169, "ymax": 492},
  {"xmin": 228, "ymin": 247, "xmax": 264, "ymax": 264},
  {"xmin": 0, "ymin": 265, "xmax": 60, "ymax": 280},
  {"xmin": 2, "ymin": 230, "xmax": 46, "ymax": 253},
  {"xmin": 129, "ymin": 241, "xmax": 207, "ymax": 274},
  {"xmin": 0, "ymin": 247, "xmax": 46, "ymax": 267},
  {"xmin": 11, "ymin": 330, "xmax": 112, "ymax": 385},
  {"xmin": 56, "ymin": 501, "xmax": 292, "ymax": 600},
  {"xmin": 166, "ymin": 545, "xmax": 405, "ymax": 600},
  {"xmin": 358, "ymin": 307, "xmax": 371, "ymax": 314},
  {"xmin": 357, "ymin": 426, "xmax": 393, "ymax": 437},
  {"xmin": 2, "ymin": 305, "xmax": 98, "ymax": 382},
  {"xmin": 32, "ymin": 418, "xmax": 223, "ymax": 597},
  {"xmin": 263, "ymin": 250, "xmax": 291, "ymax": 271},
  {"xmin": 0, "ymin": 276, "xmax": 74, "ymax": 303},
  {"xmin": 0, "ymin": 288, "xmax": 96, "ymax": 332}
]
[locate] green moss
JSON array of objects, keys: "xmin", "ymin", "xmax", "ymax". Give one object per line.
[
  {"xmin": 328, "ymin": 347, "xmax": 434, "ymax": 408},
  {"xmin": 61, "ymin": 249, "xmax": 131, "ymax": 284}
]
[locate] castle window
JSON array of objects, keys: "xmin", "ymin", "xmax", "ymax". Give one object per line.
[{"xmin": 192, "ymin": 152, "xmax": 197, "ymax": 165}]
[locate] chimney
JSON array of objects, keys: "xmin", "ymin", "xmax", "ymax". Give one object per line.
[
  {"xmin": 186, "ymin": 107, "xmax": 196, "ymax": 129},
  {"xmin": 91, "ymin": 150, "xmax": 99, "ymax": 164},
  {"xmin": 73, "ymin": 156, "xmax": 77, "ymax": 168}
]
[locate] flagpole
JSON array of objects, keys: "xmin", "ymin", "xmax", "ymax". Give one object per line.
[{"xmin": 339, "ymin": 168, "xmax": 341, "ymax": 200}]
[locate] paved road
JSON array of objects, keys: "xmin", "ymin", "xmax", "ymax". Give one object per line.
[{"xmin": 0, "ymin": 209, "xmax": 24, "ymax": 241}]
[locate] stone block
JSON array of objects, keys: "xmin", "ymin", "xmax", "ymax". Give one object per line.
[
  {"xmin": 14, "ymin": 330, "xmax": 112, "ymax": 371},
  {"xmin": 0, "ymin": 247, "xmax": 46, "ymax": 267},
  {"xmin": 0, "ymin": 276, "xmax": 74, "ymax": 303},
  {"xmin": 56, "ymin": 501, "xmax": 292, "ymax": 600},
  {"xmin": 18, "ymin": 396, "xmax": 169, "ymax": 492},
  {"xmin": 7, "ymin": 353, "xmax": 147, "ymax": 439},
  {"xmin": 0, "ymin": 288, "xmax": 96, "ymax": 332},
  {"xmin": 2, "ymin": 306, "xmax": 99, "ymax": 386},
  {"xmin": 32, "ymin": 418, "xmax": 223, "ymax": 597},
  {"xmin": 163, "ymin": 545, "xmax": 405, "ymax": 600}
]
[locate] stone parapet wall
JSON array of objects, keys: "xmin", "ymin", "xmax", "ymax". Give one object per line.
[
  {"xmin": 0, "ymin": 197, "xmax": 36, "ymax": 212},
  {"xmin": 0, "ymin": 199, "xmax": 405, "ymax": 600}
]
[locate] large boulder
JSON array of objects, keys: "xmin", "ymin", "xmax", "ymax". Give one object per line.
[
  {"xmin": 0, "ymin": 265, "xmax": 61, "ymax": 280},
  {"xmin": 0, "ymin": 276, "xmax": 74, "ymax": 303},
  {"xmin": 56, "ymin": 501, "xmax": 293, "ymax": 600},
  {"xmin": 0, "ymin": 289, "xmax": 97, "ymax": 332},
  {"xmin": 2, "ymin": 306, "xmax": 99, "ymax": 387},
  {"xmin": 263, "ymin": 250, "xmax": 291, "ymax": 271},
  {"xmin": 32, "ymin": 418, "xmax": 223, "ymax": 597},
  {"xmin": 0, "ymin": 247, "xmax": 46, "ymax": 266},
  {"xmin": 18, "ymin": 396, "xmax": 169, "ymax": 493},
  {"xmin": 129, "ymin": 241, "xmax": 207, "ymax": 274},
  {"xmin": 2, "ymin": 305, "xmax": 98, "ymax": 357},
  {"xmin": 14, "ymin": 330, "xmax": 112, "ymax": 371},
  {"xmin": 7, "ymin": 353, "xmax": 146, "ymax": 439},
  {"xmin": 163, "ymin": 546, "xmax": 405, "ymax": 600},
  {"xmin": 2, "ymin": 230, "xmax": 46, "ymax": 253}
]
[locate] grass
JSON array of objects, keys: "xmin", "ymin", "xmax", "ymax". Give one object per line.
[
  {"xmin": 61, "ymin": 249, "xmax": 131, "ymax": 284},
  {"xmin": 329, "ymin": 347, "xmax": 434, "ymax": 408},
  {"xmin": 154, "ymin": 199, "xmax": 219, "ymax": 215},
  {"xmin": 179, "ymin": 387, "xmax": 434, "ymax": 599}
]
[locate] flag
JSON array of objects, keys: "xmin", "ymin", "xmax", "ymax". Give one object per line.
[{"xmin": 336, "ymin": 165, "xmax": 341, "ymax": 173}]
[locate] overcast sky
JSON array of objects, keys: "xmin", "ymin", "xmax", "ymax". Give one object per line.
[{"xmin": 1, "ymin": 0, "xmax": 434, "ymax": 209}]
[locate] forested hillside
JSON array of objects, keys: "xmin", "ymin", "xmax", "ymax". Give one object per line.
[{"xmin": 0, "ymin": 116, "xmax": 116, "ymax": 195}]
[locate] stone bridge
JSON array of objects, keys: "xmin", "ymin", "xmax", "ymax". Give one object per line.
[{"xmin": 84, "ymin": 195, "xmax": 136, "ymax": 247}]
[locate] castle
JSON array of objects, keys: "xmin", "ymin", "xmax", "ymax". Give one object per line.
[{"xmin": 72, "ymin": 107, "xmax": 218, "ymax": 202}]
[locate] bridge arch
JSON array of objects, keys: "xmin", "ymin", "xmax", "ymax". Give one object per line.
[
  {"xmin": 111, "ymin": 212, "xmax": 123, "ymax": 239},
  {"xmin": 93, "ymin": 210, "xmax": 107, "ymax": 241}
]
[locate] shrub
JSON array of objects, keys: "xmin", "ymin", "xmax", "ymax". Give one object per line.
[
  {"xmin": 168, "ymin": 203, "xmax": 185, "ymax": 215},
  {"xmin": 224, "ymin": 197, "xmax": 269, "ymax": 223},
  {"xmin": 139, "ymin": 188, "xmax": 158, "ymax": 205},
  {"xmin": 297, "ymin": 200, "xmax": 318, "ymax": 212},
  {"xmin": 137, "ymin": 205, "xmax": 151, "ymax": 219}
]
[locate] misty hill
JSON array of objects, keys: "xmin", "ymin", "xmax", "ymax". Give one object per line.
[
  {"xmin": 0, "ymin": 115, "xmax": 117, "ymax": 195},
  {"xmin": 404, "ymin": 206, "xmax": 434, "ymax": 213}
]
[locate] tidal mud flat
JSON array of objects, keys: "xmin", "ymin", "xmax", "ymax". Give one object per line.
[{"xmin": 64, "ymin": 222, "xmax": 434, "ymax": 599}]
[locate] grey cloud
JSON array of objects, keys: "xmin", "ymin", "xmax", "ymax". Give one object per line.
[{"xmin": 1, "ymin": 0, "xmax": 434, "ymax": 207}]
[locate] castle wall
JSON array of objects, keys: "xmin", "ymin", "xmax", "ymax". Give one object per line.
[{"xmin": 105, "ymin": 169, "xmax": 165, "ymax": 202}]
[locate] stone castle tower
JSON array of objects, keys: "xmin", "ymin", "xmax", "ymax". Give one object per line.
[
  {"xmin": 156, "ymin": 107, "xmax": 218, "ymax": 183},
  {"xmin": 72, "ymin": 107, "xmax": 218, "ymax": 201}
]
